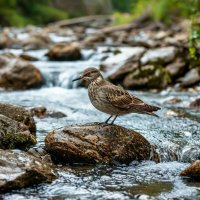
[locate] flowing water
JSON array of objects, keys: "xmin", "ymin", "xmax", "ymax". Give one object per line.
[{"xmin": 0, "ymin": 38, "xmax": 200, "ymax": 199}]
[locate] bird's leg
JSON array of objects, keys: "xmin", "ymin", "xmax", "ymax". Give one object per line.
[
  {"xmin": 110, "ymin": 115, "xmax": 118, "ymax": 124},
  {"xmin": 105, "ymin": 115, "xmax": 113, "ymax": 124}
]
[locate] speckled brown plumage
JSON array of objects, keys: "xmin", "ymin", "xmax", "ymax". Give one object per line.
[{"xmin": 73, "ymin": 67, "xmax": 160, "ymax": 124}]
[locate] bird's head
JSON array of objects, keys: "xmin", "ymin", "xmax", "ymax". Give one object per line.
[{"xmin": 72, "ymin": 67, "xmax": 103, "ymax": 83}]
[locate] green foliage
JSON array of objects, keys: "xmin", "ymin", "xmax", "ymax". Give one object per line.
[
  {"xmin": 113, "ymin": 12, "xmax": 133, "ymax": 25},
  {"xmin": 188, "ymin": 1, "xmax": 200, "ymax": 62},
  {"xmin": 112, "ymin": 0, "xmax": 136, "ymax": 13},
  {"xmin": 0, "ymin": 0, "xmax": 68, "ymax": 27},
  {"xmin": 112, "ymin": 0, "xmax": 200, "ymax": 25},
  {"xmin": 131, "ymin": 0, "xmax": 198, "ymax": 24}
]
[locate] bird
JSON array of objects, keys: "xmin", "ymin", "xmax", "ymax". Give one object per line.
[{"xmin": 72, "ymin": 67, "xmax": 160, "ymax": 124}]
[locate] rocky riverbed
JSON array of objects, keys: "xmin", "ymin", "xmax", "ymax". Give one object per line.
[{"xmin": 0, "ymin": 16, "xmax": 200, "ymax": 199}]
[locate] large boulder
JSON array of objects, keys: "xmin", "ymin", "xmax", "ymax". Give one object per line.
[
  {"xmin": 180, "ymin": 160, "xmax": 200, "ymax": 180},
  {"xmin": 47, "ymin": 42, "xmax": 82, "ymax": 61},
  {"xmin": 141, "ymin": 46, "xmax": 177, "ymax": 65},
  {"xmin": 0, "ymin": 102, "xmax": 36, "ymax": 134},
  {"xmin": 0, "ymin": 149, "xmax": 56, "ymax": 192},
  {"xmin": 123, "ymin": 65, "xmax": 171, "ymax": 89},
  {"xmin": 45, "ymin": 123, "xmax": 159, "ymax": 164},
  {"xmin": 0, "ymin": 54, "xmax": 43, "ymax": 90}
]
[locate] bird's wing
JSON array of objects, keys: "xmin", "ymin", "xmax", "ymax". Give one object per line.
[{"xmin": 98, "ymin": 84, "xmax": 145, "ymax": 109}]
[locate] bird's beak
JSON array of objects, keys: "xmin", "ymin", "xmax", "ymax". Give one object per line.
[{"xmin": 72, "ymin": 76, "xmax": 82, "ymax": 82}]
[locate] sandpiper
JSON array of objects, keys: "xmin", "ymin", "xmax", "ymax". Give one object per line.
[{"xmin": 73, "ymin": 67, "xmax": 160, "ymax": 124}]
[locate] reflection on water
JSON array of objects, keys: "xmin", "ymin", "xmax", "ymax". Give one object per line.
[{"xmin": 0, "ymin": 45, "xmax": 200, "ymax": 199}]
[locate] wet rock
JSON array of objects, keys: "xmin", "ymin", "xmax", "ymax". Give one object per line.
[
  {"xmin": 127, "ymin": 31, "xmax": 161, "ymax": 48},
  {"xmin": 103, "ymin": 47, "xmax": 145, "ymax": 66},
  {"xmin": 166, "ymin": 58, "xmax": 186, "ymax": 79},
  {"xmin": 109, "ymin": 62, "xmax": 139, "ymax": 83},
  {"xmin": 82, "ymin": 34, "xmax": 105, "ymax": 48},
  {"xmin": 19, "ymin": 53, "xmax": 38, "ymax": 61},
  {"xmin": 47, "ymin": 42, "xmax": 82, "ymax": 61},
  {"xmin": 189, "ymin": 98, "xmax": 200, "ymax": 109},
  {"xmin": 46, "ymin": 111, "xmax": 67, "ymax": 118},
  {"xmin": 0, "ymin": 149, "xmax": 56, "ymax": 192},
  {"xmin": 45, "ymin": 123, "xmax": 159, "ymax": 164},
  {"xmin": 123, "ymin": 65, "xmax": 171, "ymax": 89},
  {"xmin": 30, "ymin": 106, "xmax": 67, "ymax": 118},
  {"xmin": 0, "ymin": 114, "xmax": 36, "ymax": 150},
  {"xmin": 28, "ymin": 147, "xmax": 54, "ymax": 164},
  {"xmin": 141, "ymin": 46, "xmax": 177, "ymax": 65},
  {"xmin": 22, "ymin": 33, "xmax": 52, "ymax": 50},
  {"xmin": 164, "ymin": 97, "xmax": 182, "ymax": 105},
  {"xmin": 180, "ymin": 160, "xmax": 200, "ymax": 180},
  {"xmin": 30, "ymin": 106, "xmax": 47, "ymax": 117},
  {"xmin": 0, "ymin": 102, "xmax": 36, "ymax": 134},
  {"xmin": 180, "ymin": 68, "xmax": 200, "ymax": 87},
  {"xmin": 100, "ymin": 47, "xmax": 146, "ymax": 74},
  {"xmin": 0, "ymin": 55, "xmax": 43, "ymax": 89},
  {"xmin": 0, "ymin": 32, "xmax": 21, "ymax": 49}
]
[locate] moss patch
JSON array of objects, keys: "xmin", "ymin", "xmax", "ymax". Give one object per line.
[{"xmin": 0, "ymin": 132, "xmax": 37, "ymax": 150}]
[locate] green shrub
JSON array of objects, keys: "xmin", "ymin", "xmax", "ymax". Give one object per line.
[{"xmin": 0, "ymin": 0, "xmax": 68, "ymax": 27}]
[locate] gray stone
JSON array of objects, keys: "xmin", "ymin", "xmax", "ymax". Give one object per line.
[
  {"xmin": 180, "ymin": 68, "xmax": 200, "ymax": 87},
  {"xmin": 141, "ymin": 46, "xmax": 177, "ymax": 65},
  {"xmin": 166, "ymin": 58, "xmax": 186, "ymax": 78}
]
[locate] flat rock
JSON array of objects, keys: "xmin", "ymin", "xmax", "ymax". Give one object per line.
[
  {"xmin": 0, "ymin": 55, "xmax": 43, "ymax": 89},
  {"xmin": 47, "ymin": 42, "xmax": 82, "ymax": 61},
  {"xmin": 180, "ymin": 160, "xmax": 200, "ymax": 180},
  {"xmin": 0, "ymin": 149, "xmax": 56, "ymax": 193},
  {"xmin": 45, "ymin": 123, "xmax": 159, "ymax": 164},
  {"xmin": 141, "ymin": 46, "xmax": 177, "ymax": 65},
  {"xmin": 0, "ymin": 102, "xmax": 36, "ymax": 134}
]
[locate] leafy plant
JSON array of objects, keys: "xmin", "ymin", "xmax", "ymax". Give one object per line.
[{"xmin": 0, "ymin": 0, "xmax": 68, "ymax": 27}]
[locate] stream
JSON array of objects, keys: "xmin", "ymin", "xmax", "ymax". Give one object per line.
[{"xmin": 0, "ymin": 35, "xmax": 200, "ymax": 200}]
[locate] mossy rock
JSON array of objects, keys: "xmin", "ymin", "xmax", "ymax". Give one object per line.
[
  {"xmin": 45, "ymin": 123, "xmax": 159, "ymax": 164},
  {"xmin": 123, "ymin": 64, "xmax": 171, "ymax": 89},
  {"xmin": 0, "ymin": 114, "xmax": 37, "ymax": 150},
  {"xmin": 0, "ymin": 102, "xmax": 36, "ymax": 135}
]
